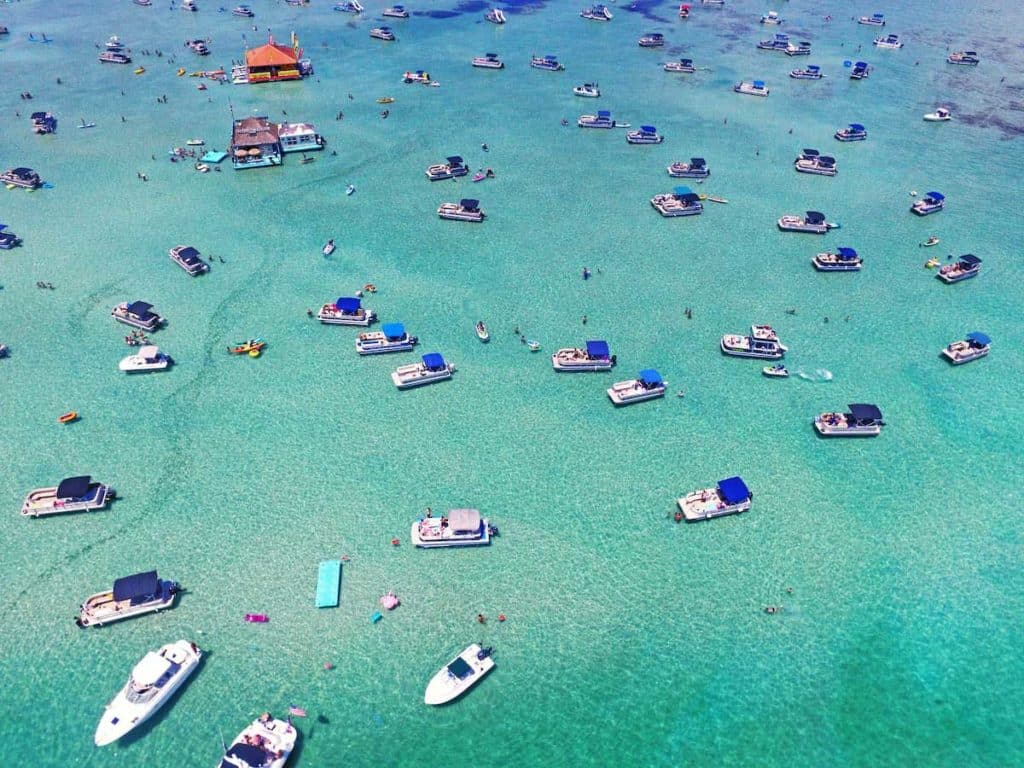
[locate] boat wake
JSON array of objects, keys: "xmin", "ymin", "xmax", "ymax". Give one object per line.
[{"xmin": 796, "ymin": 368, "xmax": 833, "ymax": 382}]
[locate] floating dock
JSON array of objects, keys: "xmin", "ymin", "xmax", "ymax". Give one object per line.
[{"xmin": 315, "ymin": 560, "xmax": 342, "ymax": 608}]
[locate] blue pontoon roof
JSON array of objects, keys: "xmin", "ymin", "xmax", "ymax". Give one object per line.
[
  {"xmin": 966, "ymin": 331, "xmax": 991, "ymax": 345},
  {"xmin": 959, "ymin": 254, "xmax": 981, "ymax": 266},
  {"xmin": 819, "ymin": 156, "xmax": 836, "ymax": 165},
  {"xmin": 753, "ymin": 80, "xmax": 765, "ymax": 88},
  {"xmin": 849, "ymin": 123, "xmax": 865, "ymax": 131},
  {"xmin": 57, "ymin": 476, "xmax": 92, "ymax": 498},
  {"xmin": 837, "ymin": 247, "xmax": 858, "ymax": 258},
  {"xmin": 335, "ymin": 296, "xmax": 361, "ymax": 312},
  {"xmin": 586, "ymin": 340, "xmax": 610, "ymax": 359},
  {"xmin": 448, "ymin": 656, "xmax": 475, "ymax": 679},
  {"xmin": 718, "ymin": 476, "xmax": 751, "ymax": 505},
  {"xmin": 805, "ymin": 211, "xmax": 826, "ymax": 223},
  {"xmin": 126, "ymin": 301, "xmax": 154, "ymax": 318},
  {"xmin": 177, "ymin": 246, "xmax": 201, "ymax": 260},
  {"xmin": 690, "ymin": 157, "xmax": 705, "ymax": 166},
  {"xmin": 872, "ymin": 13, "xmax": 884, "ymax": 18},
  {"xmin": 640, "ymin": 125, "xmax": 656, "ymax": 133},
  {"xmin": 854, "ymin": 61, "xmax": 868, "ymax": 67},
  {"xmin": 460, "ymin": 199, "xmax": 479, "ymax": 209},
  {"xmin": 486, "ymin": 52, "xmax": 498, "ymax": 57},
  {"xmin": 638, "ymin": 369, "xmax": 662, "ymax": 385},
  {"xmin": 112, "ymin": 571, "xmax": 160, "ymax": 602},
  {"xmin": 422, "ymin": 352, "xmax": 445, "ymax": 369},
  {"xmin": 598, "ymin": 110, "xmax": 611, "ymax": 118},
  {"xmin": 673, "ymin": 185, "xmax": 694, "ymax": 196},
  {"xmin": 807, "ymin": 65, "xmax": 820, "ymax": 71},
  {"xmin": 382, "ymin": 322, "xmax": 406, "ymax": 339},
  {"xmin": 803, "ymin": 148, "xmax": 819, "ymax": 157},
  {"xmin": 848, "ymin": 403, "xmax": 883, "ymax": 421},
  {"xmin": 545, "ymin": 55, "xmax": 558, "ymax": 61},
  {"xmin": 680, "ymin": 58, "xmax": 692, "ymax": 64},
  {"xmin": 925, "ymin": 191, "xmax": 944, "ymax": 200}
]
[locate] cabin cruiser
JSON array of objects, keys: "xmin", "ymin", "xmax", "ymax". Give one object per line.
[
  {"xmin": 578, "ymin": 110, "xmax": 616, "ymax": 128},
  {"xmin": 757, "ymin": 33, "xmax": 789, "ymax": 52},
  {"xmin": 573, "ymin": 83, "xmax": 601, "ymax": 97},
  {"xmin": 794, "ymin": 153, "xmax": 837, "ymax": 176},
  {"xmin": 76, "ymin": 570, "xmax": 180, "ymax": 628},
  {"xmin": 580, "ymin": 4, "xmax": 612, "ymax": 21},
  {"xmin": 112, "ymin": 301, "xmax": 165, "ymax": 331},
  {"xmin": 911, "ymin": 191, "xmax": 944, "ymax": 216},
  {"xmin": 21, "ymin": 475, "xmax": 114, "ymax": 518},
  {"xmin": 426, "ymin": 156, "xmax": 469, "ymax": 180},
  {"xmin": 530, "ymin": 55, "xmax": 564, "ymax": 71},
  {"xmin": 95, "ymin": 640, "xmax": 202, "ymax": 746},
  {"xmin": 485, "ymin": 8, "xmax": 506, "ymax": 23},
  {"xmin": 677, "ymin": 476, "xmax": 752, "ymax": 522},
  {"xmin": 720, "ymin": 324, "xmax": 787, "ymax": 359},
  {"xmin": 99, "ymin": 50, "xmax": 132, "ymax": 64},
  {"xmin": 850, "ymin": 61, "xmax": 870, "ymax": 79},
  {"xmin": 119, "ymin": 345, "xmax": 172, "ymax": 373},
  {"xmin": 1, "ymin": 167, "xmax": 42, "ymax": 189},
  {"xmin": 392, "ymin": 352, "xmax": 455, "ymax": 389},
  {"xmin": 0, "ymin": 227, "xmax": 22, "ymax": 249},
  {"xmin": 403, "ymin": 70, "xmax": 432, "ymax": 84},
  {"xmin": 333, "ymin": 0, "xmax": 364, "ymax": 12},
  {"xmin": 438, "ymin": 199, "xmax": 485, "ymax": 221},
  {"xmin": 607, "ymin": 369, "xmax": 667, "ymax": 405},
  {"xmin": 218, "ymin": 714, "xmax": 297, "ymax": 768},
  {"xmin": 760, "ymin": 11, "xmax": 782, "ymax": 25},
  {"xmin": 356, "ymin": 322, "xmax": 418, "ymax": 354},
  {"xmin": 651, "ymin": 186, "xmax": 703, "ymax": 217},
  {"xmin": 947, "ymin": 50, "xmax": 979, "ymax": 66},
  {"xmin": 413, "ymin": 509, "xmax": 492, "ymax": 548},
  {"xmin": 667, "ymin": 158, "xmax": 709, "ymax": 179},
  {"xmin": 874, "ymin": 33, "xmax": 903, "ymax": 49},
  {"xmin": 169, "ymin": 245, "xmax": 210, "ymax": 275},
  {"xmin": 185, "ymin": 39, "xmax": 210, "ymax": 55},
  {"xmin": 834, "ymin": 123, "xmax": 867, "ymax": 141},
  {"xmin": 232, "ymin": 5, "xmax": 255, "ymax": 16},
  {"xmin": 317, "ymin": 296, "xmax": 376, "ymax": 326},
  {"xmin": 638, "ymin": 33, "xmax": 665, "ymax": 48},
  {"xmin": 383, "ymin": 5, "xmax": 409, "ymax": 17},
  {"xmin": 370, "ymin": 26, "xmax": 396, "ymax": 41},
  {"xmin": 942, "ymin": 332, "xmax": 990, "ymax": 364},
  {"xmin": 106, "ymin": 35, "xmax": 125, "ymax": 50},
  {"xmin": 937, "ymin": 254, "xmax": 981, "ymax": 284},
  {"xmin": 734, "ymin": 80, "xmax": 769, "ymax": 96},
  {"xmin": 664, "ymin": 58, "xmax": 696, "ymax": 73},
  {"xmin": 472, "ymin": 53, "xmax": 504, "ymax": 69},
  {"xmin": 778, "ymin": 211, "xmax": 833, "ymax": 233},
  {"xmin": 858, "ymin": 13, "xmax": 885, "ymax": 26},
  {"xmin": 924, "ymin": 108, "xmax": 951, "ymax": 122},
  {"xmin": 551, "ymin": 340, "xmax": 616, "ymax": 371},
  {"xmin": 790, "ymin": 64, "xmax": 824, "ymax": 79},
  {"xmin": 813, "ymin": 247, "xmax": 861, "ymax": 271},
  {"xmin": 424, "ymin": 644, "xmax": 495, "ymax": 705},
  {"xmin": 31, "ymin": 111, "xmax": 58, "ymax": 134},
  {"xmin": 815, "ymin": 403, "xmax": 884, "ymax": 437},
  {"xmin": 626, "ymin": 125, "xmax": 663, "ymax": 144},
  {"xmin": 784, "ymin": 41, "xmax": 811, "ymax": 56}
]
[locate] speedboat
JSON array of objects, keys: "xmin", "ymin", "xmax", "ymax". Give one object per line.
[
  {"xmin": 667, "ymin": 158, "xmax": 709, "ymax": 178},
  {"xmin": 874, "ymin": 33, "xmax": 903, "ymax": 49},
  {"xmin": 392, "ymin": 353, "xmax": 455, "ymax": 389},
  {"xmin": 475, "ymin": 321, "xmax": 490, "ymax": 342},
  {"xmin": 356, "ymin": 322, "xmax": 418, "ymax": 354},
  {"xmin": 323, "ymin": 239, "xmax": 335, "ymax": 256},
  {"xmin": 424, "ymin": 644, "xmax": 495, "ymax": 705},
  {"xmin": 76, "ymin": 570, "xmax": 180, "ymax": 628},
  {"xmin": 626, "ymin": 125, "xmax": 663, "ymax": 144},
  {"xmin": 850, "ymin": 61, "xmax": 871, "ymax": 79},
  {"xmin": 169, "ymin": 245, "xmax": 210, "ymax": 275},
  {"xmin": 664, "ymin": 58, "xmax": 696, "ymax": 73},
  {"xmin": 31, "ymin": 111, "xmax": 58, "ymax": 134},
  {"xmin": 551, "ymin": 340, "xmax": 616, "ymax": 371},
  {"xmin": 757, "ymin": 33, "xmax": 789, "ymax": 51},
  {"xmin": 578, "ymin": 110, "xmax": 616, "ymax": 128},
  {"xmin": 580, "ymin": 4, "xmax": 613, "ymax": 21},
  {"xmin": 218, "ymin": 714, "xmax": 297, "ymax": 768},
  {"xmin": 858, "ymin": 13, "xmax": 885, "ymax": 26},
  {"xmin": 119, "ymin": 345, "xmax": 172, "ymax": 373},
  {"xmin": 317, "ymin": 296, "xmax": 376, "ymax": 326},
  {"xmin": 813, "ymin": 247, "xmax": 861, "ymax": 271},
  {"xmin": 106, "ymin": 35, "xmax": 125, "ymax": 50},
  {"xmin": 760, "ymin": 11, "xmax": 782, "ymax": 25},
  {"xmin": 485, "ymin": 7, "xmax": 506, "ymax": 23},
  {"xmin": 638, "ymin": 33, "xmax": 665, "ymax": 48},
  {"xmin": 530, "ymin": 55, "xmax": 564, "ymax": 71},
  {"xmin": 333, "ymin": 0, "xmax": 364, "ymax": 12},
  {"xmin": 99, "ymin": 50, "xmax": 132, "ymax": 64},
  {"xmin": 651, "ymin": 186, "xmax": 703, "ymax": 217},
  {"xmin": 762, "ymin": 364, "xmax": 788, "ymax": 378},
  {"xmin": 21, "ymin": 475, "xmax": 114, "ymax": 518},
  {"xmin": 607, "ymin": 369, "xmax": 667, "ymax": 405},
  {"xmin": 185, "ymin": 39, "xmax": 210, "ymax": 55},
  {"xmin": 815, "ymin": 403, "xmax": 885, "ymax": 437},
  {"xmin": 937, "ymin": 254, "xmax": 981, "ymax": 283},
  {"xmin": 438, "ymin": 199, "xmax": 485, "ymax": 221},
  {"xmin": 111, "ymin": 301, "xmax": 165, "ymax": 331},
  {"xmin": 413, "ymin": 509, "xmax": 492, "ymax": 548},
  {"xmin": 924, "ymin": 108, "xmax": 951, "ymax": 122},
  {"xmin": 232, "ymin": 5, "xmax": 255, "ymax": 16},
  {"xmin": 942, "ymin": 332, "xmax": 991, "ymax": 365},
  {"xmin": 1, "ymin": 167, "xmax": 42, "ymax": 189},
  {"xmin": 370, "ymin": 26, "xmax": 396, "ymax": 41},
  {"xmin": 734, "ymin": 80, "xmax": 769, "ymax": 96},
  {"xmin": 677, "ymin": 476, "xmax": 752, "ymax": 522},
  {"xmin": 794, "ymin": 154, "xmax": 837, "ymax": 176},
  {"xmin": 790, "ymin": 64, "xmax": 824, "ymax": 79},
  {"xmin": 0, "ymin": 227, "xmax": 21, "ymax": 249},
  {"xmin": 425, "ymin": 156, "xmax": 469, "ymax": 180},
  {"xmin": 383, "ymin": 5, "xmax": 409, "ymax": 17},
  {"xmin": 573, "ymin": 82, "xmax": 601, "ymax": 97},
  {"xmin": 181, "ymin": 0, "xmax": 197, "ymax": 10},
  {"xmin": 777, "ymin": 211, "xmax": 834, "ymax": 234},
  {"xmin": 403, "ymin": 70, "xmax": 432, "ymax": 84},
  {"xmin": 720, "ymin": 325, "xmax": 787, "ymax": 359},
  {"xmin": 834, "ymin": 123, "xmax": 867, "ymax": 141},
  {"xmin": 472, "ymin": 53, "xmax": 504, "ymax": 69},
  {"xmin": 911, "ymin": 191, "xmax": 944, "ymax": 216},
  {"xmin": 784, "ymin": 41, "xmax": 812, "ymax": 56},
  {"xmin": 678, "ymin": 4, "xmax": 691, "ymax": 18},
  {"xmin": 95, "ymin": 640, "xmax": 202, "ymax": 746},
  {"xmin": 947, "ymin": 50, "xmax": 980, "ymax": 66}
]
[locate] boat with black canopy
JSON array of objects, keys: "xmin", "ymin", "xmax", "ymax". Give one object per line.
[
  {"xmin": 21, "ymin": 475, "xmax": 115, "ymax": 517},
  {"xmin": 667, "ymin": 158, "xmax": 710, "ymax": 178},
  {"xmin": 813, "ymin": 247, "xmax": 861, "ymax": 271},
  {"xmin": 651, "ymin": 186, "xmax": 703, "ymax": 217},
  {"xmin": 424, "ymin": 644, "xmax": 495, "ymax": 705},
  {"xmin": 937, "ymin": 254, "xmax": 981, "ymax": 283},
  {"xmin": 814, "ymin": 403, "xmax": 885, "ymax": 437},
  {"xmin": 677, "ymin": 476, "xmax": 752, "ymax": 522},
  {"xmin": 218, "ymin": 713, "xmax": 297, "ymax": 768},
  {"xmin": 111, "ymin": 301, "xmax": 165, "ymax": 331},
  {"xmin": 31, "ymin": 112, "xmax": 58, "ymax": 134},
  {"xmin": 472, "ymin": 53, "xmax": 504, "ymax": 69},
  {"xmin": 834, "ymin": 123, "xmax": 867, "ymax": 141},
  {"xmin": 1, "ymin": 167, "xmax": 43, "ymax": 189},
  {"xmin": 437, "ymin": 199, "xmax": 485, "ymax": 221},
  {"xmin": 169, "ymin": 245, "xmax": 210, "ymax": 276},
  {"xmin": 76, "ymin": 570, "xmax": 181, "ymax": 627},
  {"xmin": 664, "ymin": 58, "xmax": 696, "ymax": 73},
  {"xmin": 426, "ymin": 156, "xmax": 469, "ymax": 180},
  {"xmin": 778, "ymin": 211, "xmax": 834, "ymax": 233},
  {"xmin": 794, "ymin": 153, "xmax": 837, "ymax": 176}
]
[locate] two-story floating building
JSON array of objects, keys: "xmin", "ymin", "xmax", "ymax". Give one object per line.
[
  {"xmin": 231, "ymin": 34, "xmax": 313, "ymax": 85},
  {"xmin": 231, "ymin": 116, "xmax": 282, "ymax": 169}
]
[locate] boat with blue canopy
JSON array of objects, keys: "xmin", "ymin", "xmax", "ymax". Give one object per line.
[
  {"xmin": 778, "ymin": 211, "xmax": 835, "ymax": 233},
  {"xmin": 874, "ymin": 33, "xmax": 903, "ymax": 49},
  {"xmin": 0, "ymin": 225, "xmax": 21, "ymax": 250},
  {"xmin": 911, "ymin": 191, "xmax": 944, "ymax": 216},
  {"xmin": 607, "ymin": 369, "xmax": 667, "ymax": 405},
  {"xmin": 169, "ymin": 245, "xmax": 210, "ymax": 275},
  {"xmin": 552, "ymin": 339, "xmax": 616, "ymax": 371},
  {"xmin": 813, "ymin": 247, "xmax": 861, "ymax": 271},
  {"xmin": 530, "ymin": 54, "xmax": 564, "ymax": 71},
  {"xmin": 757, "ymin": 33, "xmax": 789, "ymax": 51},
  {"xmin": 578, "ymin": 110, "xmax": 616, "ymax": 128},
  {"xmin": 790, "ymin": 64, "xmax": 824, "ymax": 79},
  {"xmin": 77, "ymin": 570, "xmax": 181, "ymax": 627},
  {"xmin": 850, "ymin": 61, "xmax": 870, "ymax": 79},
  {"xmin": 835, "ymin": 123, "xmax": 867, "ymax": 141},
  {"xmin": 356, "ymin": 322, "xmax": 419, "ymax": 354},
  {"xmin": 678, "ymin": 476, "xmax": 752, "ymax": 522},
  {"xmin": 858, "ymin": 12, "xmax": 885, "ymax": 26},
  {"xmin": 651, "ymin": 185, "xmax": 703, "ymax": 217},
  {"xmin": 111, "ymin": 300, "xmax": 165, "ymax": 331},
  {"xmin": 639, "ymin": 33, "xmax": 665, "ymax": 48},
  {"xmin": 318, "ymin": 296, "xmax": 376, "ymax": 326},
  {"xmin": 942, "ymin": 332, "xmax": 991, "ymax": 364},
  {"xmin": 734, "ymin": 79, "xmax": 769, "ymax": 96},
  {"xmin": 937, "ymin": 254, "xmax": 981, "ymax": 284},
  {"xmin": 626, "ymin": 125, "xmax": 663, "ymax": 144},
  {"xmin": 392, "ymin": 352, "xmax": 456, "ymax": 388},
  {"xmin": 795, "ymin": 153, "xmax": 837, "ymax": 176},
  {"xmin": 580, "ymin": 4, "xmax": 612, "ymax": 21},
  {"xmin": 815, "ymin": 403, "xmax": 884, "ymax": 437},
  {"xmin": 21, "ymin": 475, "xmax": 115, "ymax": 518}
]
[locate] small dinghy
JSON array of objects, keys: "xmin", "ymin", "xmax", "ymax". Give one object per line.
[
  {"xmin": 475, "ymin": 321, "xmax": 490, "ymax": 342},
  {"xmin": 527, "ymin": 340, "xmax": 541, "ymax": 352},
  {"xmin": 921, "ymin": 236, "xmax": 940, "ymax": 247},
  {"xmin": 323, "ymin": 239, "xmax": 336, "ymax": 256},
  {"xmin": 424, "ymin": 644, "xmax": 495, "ymax": 705},
  {"xmin": 762, "ymin": 364, "xmax": 789, "ymax": 378},
  {"xmin": 346, "ymin": 185, "xmax": 356, "ymax": 196}
]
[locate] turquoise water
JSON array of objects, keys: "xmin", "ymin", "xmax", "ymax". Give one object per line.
[{"xmin": 2, "ymin": 0, "xmax": 1024, "ymax": 765}]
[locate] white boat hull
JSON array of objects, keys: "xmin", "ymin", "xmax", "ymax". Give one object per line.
[
  {"xmin": 424, "ymin": 644, "xmax": 495, "ymax": 705},
  {"xmin": 412, "ymin": 517, "xmax": 491, "ymax": 548},
  {"xmin": 607, "ymin": 381, "xmax": 666, "ymax": 405},
  {"xmin": 677, "ymin": 488, "xmax": 751, "ymax": 522},
  {"xmin": 391, "ymin": 364, "xmax": 455, "ymax": 389}
]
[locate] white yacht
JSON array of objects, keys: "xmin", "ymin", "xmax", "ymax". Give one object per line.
[
  {"xmin": 911, "ymin": 191, "xmax": 944, "ymax": 216},
  {"xmin": 734, "ymin": 80, "xmax": 769, "ymax": 96},
  {"xmin": 626, "ymin": 125, "xmax": 663, "ymax": 144},
  {"xmin": 76, "ymin": 570, "xmax": 181, "ymax": 628},
  {"xmin": 760, "ymin": 11, "xmax": 781, "ymax": 24},
  {"xmin": 119, "ymin": 345, "xmax": 172, "ymax": 373},
  {"xmin": 356, "ymin": 323, "xmax": 418, "ymax": 355},
  {"xmin": 218, "ymin": 714, "xmax": 297, "ymax": 768},
  {"xmin": 472, "ymin": 53, "xmax": 504, "ymax": 69},
  {"xmin": 874, "ymin": 33, "xmax": 903, "ymax": 49},
  {"xmin": 21, "ymin": 475, "xmax": 114, "ymax": 518},
  {"xmin": 370, "ymin": 26, "xmax": 396, "ymax": 41},
  {"xmin": 424, "ymin": 644, "xmax": 495, "ymax": 705},
  {"xmin": 392, "ymin": 353, "xmax": 455, "ymax": 389},
  {"xmin": 937, "ymin": 254, "xmax": 981, "ymax": 284},
  {"xmin": 667, "ymin": 157, "xmax": 709, "ymax": 178},
  {"xmin": 947, "ymin": 50, "xmax": 979, "ymax": 66},
  {"xmin": 794, "ymin": 154, "xmax": 837, "ymax": 176},
  {"xmin": 106, "ymin": 35, "xmax": 125, "ymax": 50},
  {"xmin": 813, "ymin": 247, "xmax": 861, "ymax": 271},
  {"xmin": 607, "ymin": 369, "xmax": 666, "ymax": 405},
  {"xmin": 169, "ymin": 245, "xmax": 210, "ymax": 275},
  {"xmin": 383, "ymin": 4, "xmax": 409, "ymax": 17},
  {"xmin": 651, "ymin": 186, "xmax": 703, "ymax": 217},
  {"xmin": 721, "ymin": 325, "xmax": 787, "ymax": 359},
  {"xmin": 412, "ymin": 508, "xmax": 492, "ymax": 548},
  {"xmin": 580, "ymin": 3, "xmax": 612, "ymax": 21},
  {"xmin": 573, "ymin": 82, "xmax": 601, "ymax": 97},
  {"xmin": 95, "ymin": 640, "xmax": 202, "ymax": 746},
  {"xmin": 485, "ymin": 8, "xmax": 506, "ymax": 24},
  {"xmin": 317, "ymin": 296, "xmax": 376, "ymax": 326},
  {"xmin": 790, "ymin": 64, "xmax": 824, "ymax": 79},
  {"xmin": 677, "ymin": 476, "xmax": 752, "ymax": 522},
  {"xmin": 942, "ymin": 332, "xmax": 990, "ymax": 365},
  {"xmin": 426, "ymin": 155, "xmax": 469, "ymax": 180},
  {"xmin": 923, "ymin": 108, "xmax": 951, "ymax": 122},
  {"xmin": 834, "ymin": 123, "xmax": 867, "ymax": 141},
  {"xmin": 815, "ymin": 403, "xmax": 885, "ymax": 437},
  {"xmin": 438, "ymin": 199, "xmax": 485, "ymax": 221},
  {"xmin": 578, "ymin": 110, "xmax": 616, "ymax": 128},
  {"xmin": 111, "ymin": 301, "xmax": 164, "ymax": 331},
  {"xmin": 858, "ymin": 13, "xmax": 885, "ymax": 26},
  {"xmin": 551, "ymin": 340, "xmax": 616, "ymax": 371},
  {"xmin": 664, "ymin": 58, "xmax": 695, "ymax": 73},
  {"xmin": 777, "ymin": 211, "xmax": 834, "ymax": 233}
]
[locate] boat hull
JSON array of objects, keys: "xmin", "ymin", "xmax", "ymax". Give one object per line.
[
  {"xmin": 391, "ymin": 366, "xmax": 454, "ymax": 389},
  {"xmin": 424, "ymin": 644, "xmax": 495, "ymax": 705},
  {"xmin": 411, "ymin": 518, "xmax": 491, "ymax": 548},
  {"xmin": 677, "ymin": 489, "xmax": 751, "ymax": 522}
]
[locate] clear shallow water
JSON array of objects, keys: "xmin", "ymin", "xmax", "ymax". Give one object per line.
[{"xmin": 1, "ymin": 0, "xmax": 1023, "ymax": 766}]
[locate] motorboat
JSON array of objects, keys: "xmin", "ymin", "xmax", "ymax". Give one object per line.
[
  {"xmin": 924, "ymin": 108, "xmax": 951, "ymax": 122},
  {"xmin": 664, "ymin": 58, "xmax": 696, "ymax": 73},
  {"xmin": 947, "ymin": 50, "xmax": 980, "ymax": 66},
  {"xmin": 99, "ymin": 50, "xmax": 132, "ymax": 64},
  {"xmin": 580, "ymin": 4, "xmax": 613, "ymax": 21},
  {"xmin": 734, "ymin": 80, "xmax": 769, "ymax": 96},
  {"xmin": 185, "ymin": 39, "xmax": 210, "ymax": 55},
  {"xmin": 76, "ymin": 570, "xmax": 180, "ymax": 628},
  {"xmin": 424, "ymin": 644, "xmax": 495, "ymax": 705},
  {"xmin": 578, "ymin": 110, "xmax": 616, "ymax": 128},
  {"xmin": 638, "ymin": 33, "xmax": 665, "ymax": 48},
  {"xmin": 472, "ymin": 53, "xmax": 504, "ymax": 69},
  {"xmin": 777, "ymin": 211, "xmax": 834, "ymax": 234},
  {"xmin": 760, "ymin": 11, "xmax": 782, "ymax": 25},
  {"xmin": 678, "ymin": 4, "xmax": 691, "ymax": 18},
  {"xmin": 95, "ymin": 640, "xmax": 202, "ymax": 746},
  {"xmin": 317, "ymin": 296, "xmax": 376, "ymax": 326},
  {"xmin": 702, "ymin": 0, "xmax": 724, "ymax": 5},
  {"xmin": 438, "ymin": 199, "xmax": 485, "ymax": 222},
  {"xmin": 784, "ymin": 41, "xmax": 812, "ymax": 56},
  {"xmin": 112, "ymin": 301, "xmax": 165, "ymax": 331},
  {"xmin": 119, "ymin": 345, "xmax": 172, "ymax": 373},
  {"xmin": 849, "ymin": 61, "xmax": 871, "ymax": 80},
  {"xmin": 475, "ymin": 321, "xmax": 490, "ymax": 342},
  {"xmin": 922, "ymin": 235, "xmax": 940, "ymax": 247},
  {"xmin": 485, "ymin": 8, "xmax": 506, "ymax": 23},
  {"xmin": 21, "ymin": 476, "xmax": 114, "ymax": 518},
  {"xmin": 105, "ymin": 35, "xmax": 125, "ymax": 50},
  {"xmin": 370, "ymin": 26, "xmax": 396, "ymax": 41},
  {"xmin": 794, "ymin": 154, "xmax": 837, "ymax": 176},
  {"xmin": 874, "ymin": 33, "xmax": 903, "ymax": 49},
  {"xmin": 334, "ymin": 0, "xmax": 364, "ymax": 12},
  {"xmin": 667, "ymin": 158, "xmax": 710, "ymax": 178},
  {"xmin": 757, "ymin": 33, "xmax": 789, "ymax": 51},
  {"xmin": 911, "ymin": 191, "xmax": 945, "ymax": 216},
  {"xmin": 573, "ymin": 83, "xmax": 601, "ymax": 97},
  {"xmin": 790, "ymin": 65, "xmax": 824, "ymax": 79},
  {"xmin": 181, "ymin": 0, "xmax": 197, "ymax": 10},
  {"xmin": 937, "ymin": 254, "xmax": 981, "ymax": 283},
  {"xmin": 762, "ymin": 364, "xmax": 789, "ymax": 378},
  {"xmin": 169, "ymin": 245, "xmax": 210, "ymax": 276},
  {"xmin": 323, "ymin": 239, "xmax": 336, "ymax": 256},
  {"xmin": 942, "ymin": 332, "xmax": 991, "ymax": 364},
  {"xmin": 228, "ymin": 338, "xmax": 266, "ymax": 356},
  {"xmin": 403, "ymin": 70, "xmax": 432, "ymax": 84},
  {"xmin": 834, "ymin": 123, "xmax": 867, "ymax": 141},
  {"xmin": 551, "ymin": 340, "xmax": 616, "ymax": 371},
  {"xmin": 815, "ymin": 403, "xmax": 885, "ymax": 437},
  {"xmin": 1, "ymin": 167, "xmax": 42, "ymax": 189},
  {"xmin": 677, "ymin": 476, "xmax": 752, "ymax": 522},
  {"xmin": 232, "ymin": 5, "xmax": 255, "ymax": 16},
  {"xmin": 626, "ymin": 125, "xmax": 663, "ymax": 144},
  {"xmin": 392, "ymin": 353, "xmax": 455, "ymax": 389},
  {"xmin": 0, "ymin": 227, "xmax": 21, "ymax": 250},
  {"xmin": 858, "ymin": 13, "xmax": 885, "ymax": 26},
  {"xmin": 607, "ymin": 369, "xmax": 667, "ymax": 405},
  {"xmin": 218, "ymin": 714, "xmax": 297, "ymax": 768},
  {"xmin": 530, "ymin": 55, "xmax": 564, "ymax": 71},
  {"xmin": 31, "ymin": 111, "xmax": 58, "ymax": 134},
  {"xmin": 426, "ymin": 156, "xmax": 469, "ymax": 180},
  {"xmin": 383, "ymin": 5, "xmax": 410, "ymax": 17},
  {"xmin": 720, "ymin": 324, "xmax": 787, "ymax": 359},
  {"xmin": 413, "ymin": 509, "xmax": 492, "ymax": 548},
  {"xmin": 651, "ymin": 186, "xmax": 703, "ymax": 217},
  {"xmin": 356, "ymin": 322, "xmax": 418, "ymax": 354},
  {"xmin": 813, "ymin": 247, "xmax": 861, "ymax": 271}
]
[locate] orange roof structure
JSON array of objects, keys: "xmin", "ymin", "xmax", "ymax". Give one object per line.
[{"xmin": 245, "ymin": 42, "xmax": 299, "ymax": 68}]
